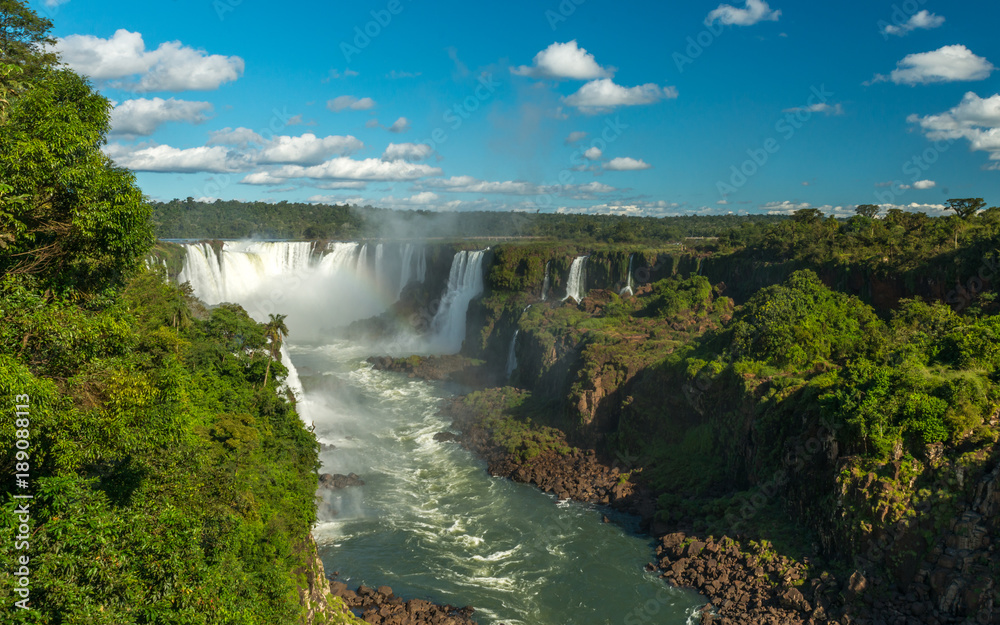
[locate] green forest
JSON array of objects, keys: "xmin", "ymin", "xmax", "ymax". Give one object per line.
[
  {"xmin": 150, "ymin": 197, "xmax": 786, "ymax": 243},
  {"xmin": 0, "ymin": 3, "xmax": 359, "ymax": 623}
]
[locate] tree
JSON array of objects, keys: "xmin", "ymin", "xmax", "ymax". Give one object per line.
[
  {"xmin": 0, "ymin": 0, "xmax": 58, "ymax": 77},
  {"xmin": 792, "ymin": 208, "xmax": 824, "ymax": 224},
  {"xmin": 945, "ymin": 198, "xmax": 985, "ymax": 249},
  {"xmin": 946, "ymin": 198, "xmax": 986, "ymax": 220},
  {"xmin": 0, "ymin": 67, "xmax": 153, "ymax": 291},
  {"xmin": 262, "ymin": 313, "xmax": 289, "ymax": 387},
  {"xmin": 855, "ymin": 204, "xmax": 880, "ymax": 219}
]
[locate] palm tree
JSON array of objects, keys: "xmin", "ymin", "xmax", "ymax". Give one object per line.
[{"xmin": 262, "ymin": 313, "xmax": 289, "ymax": 388}]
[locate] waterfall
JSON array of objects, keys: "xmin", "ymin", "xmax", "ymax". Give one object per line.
[
  {"xmin": 177, "ymin": 241, "xmax": 314, "ymax": 305},
  {"xmin": 375, "ymin": 243, "xmax": 385, "ymax": 290},
  {"xmin": 416, "ymin": 247, "xmax": 427, "ymax": 283},
  {"xmin": 319, "ymin": 242, "xmax": 360, "ymax": 275},
  {"xmin": 505, "ymin": 330, "xmax": 519, "ymax": 379},
  {"xmin": 397, "ymin": 243, "xmax": 415, "ymax": 299},
  {"xmin": 356, "ymin": 243, "xmax": 369, "ymax": 276},
  {"xmin": 430, "ymin": 250, "xmax": 486, "ymax": 354},
  {"xmin": 620, "ymin": 253, "xmax": 635, "ymax": 297},
  {"xmin": 505, "ymin": 304, "xmax": 531, "ymax": 379},
  {"xmin": 541, "ymin": 261, "xmax": 551, "ymax": 301},
  {"xmin": 563, "ymin": 256, "xmax": 588, "ymax": 303},
  {"xmin": 279, "ymin": 344, "xmax": 307, "ymax": 418}
]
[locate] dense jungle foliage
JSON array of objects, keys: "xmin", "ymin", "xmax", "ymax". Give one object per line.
[
  {"xmin": 150, "ymin": 197, "xmax": 786, "ymax": 243},
  {"xmin": 0, "ymin": 3, "xmax": 359, "ymax": 622}
]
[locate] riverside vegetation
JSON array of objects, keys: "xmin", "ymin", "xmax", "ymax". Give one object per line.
[{"xmin": 0, "ymin": 3, "xmax": 361, "ymax": 623}]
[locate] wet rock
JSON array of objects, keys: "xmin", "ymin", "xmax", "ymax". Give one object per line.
[{"xmin": 319, "ymin": 472, "xmax": 366, "ymax": 490}]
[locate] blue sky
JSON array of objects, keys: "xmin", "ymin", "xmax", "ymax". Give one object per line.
[{"xmin": 36, "ymin": 0, "xmax": 1000, "ymax": 216}]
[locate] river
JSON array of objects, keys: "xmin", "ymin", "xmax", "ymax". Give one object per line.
[{"xmin": 176, "ymin": 241, "xmax": 704, "ymax": 625}]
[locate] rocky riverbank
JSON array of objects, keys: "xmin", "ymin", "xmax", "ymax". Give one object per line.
[
  {"xmin": 328, "ymin": 581, "xmax": 480, "ymax": 625},
  {"xmin": 442, "ymin": 397, "xmax": 1000, "ymax": 625}
]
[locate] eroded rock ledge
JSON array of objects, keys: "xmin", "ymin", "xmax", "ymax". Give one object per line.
[{"xmin": 329, "ymin": 581, "xmax": 480, "ymax": 625}]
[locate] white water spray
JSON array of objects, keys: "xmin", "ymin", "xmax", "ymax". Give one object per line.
[
  {"xmin": 430, "ymin": 250, "xmax": 486, "ymax": 354},
  {"xmin": 620, "ymin": 253, "xmax": 635, "ymax": 297},
  {"xmin": 563, "ymin": 256, "xmax": 588, "ymax": 303},
  {"xmin": 541, "ymin": 261, "xmax": 551, "ymax": 301}
]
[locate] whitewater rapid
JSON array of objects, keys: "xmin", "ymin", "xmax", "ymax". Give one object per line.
[{"xmin": 175, "ymin": 241, "xmax": 703, "ymax": 624}]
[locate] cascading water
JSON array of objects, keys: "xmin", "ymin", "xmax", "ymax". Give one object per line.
[
  {"xmin": 562, "ymin": 256, "xmax": 588, "ymax": 303},
  {"xmin": 430, "ymin": 250, "xmax": 486, "ymax": 354},
  {"xmin": 620, "ymin": 253, "xmax": 635, "ymax": 297},
  {"xmin": 176, "ymin": 241, "xmax": 703, "ymax": 625},
  {"xmin": 505, "ymin": 304, "xmax": 531, "ymax": 379},
  {"xmin": 177, "ymin": 241, "xmax": 429, "ymax": 342},
  {"xmin": 505, "ymin": 330, "xmax": 520, "ymax": 379},
  {"xmin": 398, "ymin": 244, "xmax": 415, "ymax": 299},
  {"xmin": 540, "ymin": 261, "xmax": 551, "ymax": 301},
  {"xmin": 177, "ymin": 241, "xmax": 314, "ymax": 304},
  {"xmin": 416, "ymin": 246, "xmax": 427, "ymax": 283},
  {"xmin": 375, "ymin": 243, "xmax": 385, "ymax": 291}
]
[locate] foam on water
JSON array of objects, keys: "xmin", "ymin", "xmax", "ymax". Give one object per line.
[{"xmin": 177, "ymin": 243, "xmax": 702, "ymax": 624}]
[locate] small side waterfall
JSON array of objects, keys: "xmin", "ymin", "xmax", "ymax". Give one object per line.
[
  {"xmin": 620, "ymin": 253, "xmax": 635, "ymax": 297},
  {"xmin": 398, "ymin": 244, "xmax": 415, "ymax": 299},
  {"xmin": 541, "ymin": 261, "xmax": 551, "ymax": 301},
  {"xmin": 505, "ymin": 330, "xmax": 520, "ymax": 379},
  {"xmin": 505, "ymin": 304, "xmax": 531, "ymax": 380},
  {"xmin": 375, "ymin": 243, "xmax": 385, "ymax": 290},
  {"xmin": 416, "ymin": 247, "xmax": 427, "ymax": 283},
  {"xmin": 430, "ymin": 250, "xmax": 487, "ymax": 353},
  {"xmin": 563, "ymin": 256, "xmax": 588, "ymax": 303}
]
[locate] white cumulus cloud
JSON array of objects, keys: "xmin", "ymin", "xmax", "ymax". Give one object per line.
[
  {"xmin": 327, "ymin": 95, "xmax": 377, "ymax": 111},
  {"xmin": 706, "ymin": 0, "xmax": 781, "ymax": 26},
  {"xmin": 207, "ymin": 127, "xmax": 265, "ymax": 148},
  {"xmin": 388, "ymin": 117, "xmax": 411, "ymax": 133},
  {"xmin": 564, "ymin": 78, "xmax": 677, "ymax": 113},
  {"xmin": 908, "ymin": 91, "xmax": 1000, "ymax": 163},
  {"xmin": 782, "ymin": 102, "xmax": 844, "ymax": 116},
  {"xmin": 512, "ymin": 41, "xmax": 613, "ymax": 80},
  {"xmin": 56, "ymin": 29, "xmax": 244, "ymax": 92},
  {"xmin": 584, "ymin": 147, "xmax": 602, "ymax": 160},
  {"xmin": 110, "ymin": 97, "xmax": 213, "ymax": 136},
  {"xmin": 104, "ymin": 143, "xmax": 243, "ymax": 173},
  {"xmin": 256, "ymin": 133, "xmax": 363, "ymax": 165},
  {"xmin": 604, "ymin": 157, "xmax": 652, "ymax": 171},
  {"xmin": 260, "ymin": 157, "xmax": 442, "ymax": 182},
  {"xmin": 881, "ymin": 10, "xmax": 945, "ymax": 37},
  {"xmin": 382, "ymin": 143, "xmax": 433, "ymax": 161},
  {"xmin": 871, "ymin": 45, "xmax": 994, "ymax": 85}
]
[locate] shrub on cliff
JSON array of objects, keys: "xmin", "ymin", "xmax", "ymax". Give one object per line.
[{"xmin": 727, "ymin": 270, "xmax": 886, "ymax": 368}]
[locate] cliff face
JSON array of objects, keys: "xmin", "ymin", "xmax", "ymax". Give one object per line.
[
  {"xmin": 295, "ymin": 537, "xmax": 362, "ymax": 625},
  {"xmin": 447, "ymin": 243, "xmax": 1000, "ymax": 622}
]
